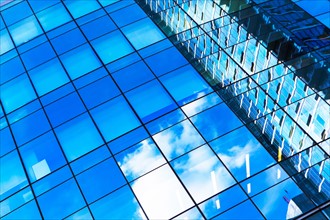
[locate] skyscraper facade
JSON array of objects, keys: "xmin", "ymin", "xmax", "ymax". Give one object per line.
[{"xmin": 0, "ymin": 0, "xmax": 329, "ymax": 219}]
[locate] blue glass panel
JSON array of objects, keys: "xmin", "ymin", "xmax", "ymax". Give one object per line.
[
  {"xmin": 0, "ymin": 150, "xmax": 28, "ymax": 200},
  {"xmin": 91, "ymin": 96, "xmax": 141, "ymax": 142},
  {"xmin": 77, "ymin": 158, "xmax": 126, "ymax": 203},
  {"xmin": 0, "ymin": 127, "xmax": 15, "ymax": 157},
  {"xmin": 55, "ymin": 113, "xmax": 103, "ymax": 161},
  {"xmin": 32, "ymin": 166, "xmax": 72, "ymax": 196},
  {"xmin": 108, "ymin": 126, "xmax": 149, "ymax": 154},
  {"xmin": 104, "ymin": 0, "xmax": 132, "ymax": 13},
  {"xmin": 215, "ymin": 200, "xmax": 264, "ymax": 219},
  {"xmin": 11, "ymin": 109, "xmax": 50, "ymax": 146},
  {"xmin": 112, "ymin": 61, "xmax": 155, "ymax": 92},
  {"xmin": 122, "ymin": 18, "xmax": 165, "ymax": 50},
  {"xmin": 20, "ymin": 42, "xmax": 55, "ymax": 70},
  {"xmin": 36, "ymin": 3, "xmax": 71, "ymax": 32},
  {"xmin": 7, "ymin": 100, "xmax": 41, "ymax": 125},
  {"xmin": 0, "ymin": 187, "xmax": 33, "ymax": 217},
  {"xmin": 316, "ymin": 13, "xmax": 330, "ymax": 28},
  {"xmin": 1, "ymin": 1, "xmax": 32, "ymax": 26},
  {"xmin": 126, "ymin": 80, "xmax": 176, "ymax": 122},
  {"xmin": 17, "ymin": 34, "xmax": 47, "ymax": 54},
  {"xmin": 110, "ymin": 4, "xmax": 146, "ymax": 27},
  {"xmin": 8, "ymin": 16, "xmax": 43, "ymax": 46},
  {"xmin": 98, "ymin": 0, "xmax": 120, "ymax": 7},
  {"xmin": 210, "ymin": 127, "xmax": 275, "ymax": 181},
  {"xmin": 106, "ymin": 52, "xmax": 141, "ymax": 73},
  {"xmin": 76, "ymin": 9, "xmax": 105, "ymax": 26},
  {"xmin": 81, "ymin": 15, "xmax": 116, "ymax": 40},
  {"xmin": 66, "ymin": 207, "xmax": 92, "ymax": 219},
  {"xmin": 60, "ymin": 44, "xmax": 102, "ymax": 79},
  {"xmin": 191, "ymin": 103, "xmax": 242, "ymax": 141},
  {"xmin": 90, "ymin": 185, "xmax": 144, "ymax": 219},
  {"xmin": 51, "ymin": 28, "xmax": 86, "ymax": 55},
  {"xmin": 47, "ymin": 21, "xmax": 77, "ymax": 39},
  {"xmin": 2, "ymin": 200, "xmax": 42, "ymax": 220},
  {"xmin": 139, "ymin": 38, "xmax": 172, "ymax": 58},
  {"xmin": 116, "ymin": 138, "xmax": 166, "ymax": 181},
  {"xmin": 0, "ymin": 29, "xmax": 14, "ymax": 55},
  {"xmin": 0, "ymin": 57, "xmax": 24, "ymax": 85},
  {"xmin": 74, "ymin": 67, "xmax": 107, "ymax": 89},
  {"xmin": 71, "ymin": 146, "xmax": 111, "ymax": 175},
  {"xmin": 153, "ymin": 120, "xmax": 205, "ymax": 160},
  {"xmin": 29, "ymin": 0, "xmax": 60, "ymax": 12},
  {"xmin": 145, "ymin": 46, "xmax": 188, "ymax": 76},
  {"xmin": 64, "ymin": 0, "xmax": 101, "ymax": 18},
  {"xmin": 37, "ymin": 179, "xmax": 85, "ymax": 219},
  {"xmin": 28, "ymin": 58, "xmax": 69, "ymax": 96},
  {"xmin": 296, "ymin": 0, "xmax": 329, "ymax": 16},
  {"xmin": 45, "ymin": 92, "xmax": 86, "ymax": 127},
  {"xmin": 40, "ymin": 83, "xmax": 75, "ymax": 106},
  {"xmin": 160, "ymin": 65, "xmax": 212, "ymax": 105},
  {"xmin": 0, "ymin": 16, "xmax": 4, "ymax": 30},
  {"xmin": 1, "ymin": 74, "xmax": 36, "ymax": 113},
  {"xmin": 91, "ymin": 30, "xmax": 134, "ymax": 64},
  {"xmin": 19, "ymin": 131, "xmax": 66, "ymax": 182},
  {"xmin": 78, "ymin": 76, "xmax": 120, "ymax": 109}
]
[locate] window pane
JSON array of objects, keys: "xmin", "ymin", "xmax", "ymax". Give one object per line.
[
  {"xmin": 90, "ymin": 185, "xmax": 146, "ymax": 219},
  {"xmin": 19, "ymin": 131, "xmax": 66, "ymax": 182},
  {"xmin": 36, "ymin": 3, "xmax": 71, "ymax": 32},
  {"xmin": 38, "ymin": 179, "xmax": 85, "ymax": 219},
  {"xmin": 112, "ymin": 61, "xmax": 155, "ymax": 92},
  {"xmin": 110, "ymin": 4, "xmax": 146, "ymax": 27},
  {"xmin": 116, "ymin": 138, "xmax": 166, "ymax": 181},
  {"xmin": 28, "ymin": 58, "xmax": 69, "ymax": 96},
  {"xmin": 122, "ymin": 18, "xmax": 165, "ymax": 50},
  {"xmin": 0, "ymin": 187, "xmax": 33, "ymax": 217},
  {"xmin": 215, "ymin": 200, "xmax": 264, "ymax": 219},
  {"xmin": 0, "ymin": 57, "xmax": 25, "ymax": 84},
  {"xmin": 91, "ymin": 96, "xmax": 140, "ymax": 142},
  {"xmin": 0, "ymin": 127, "xmax": 16, "ymax": 157},
  {"xmin": 2, "ymin": 200, "xmax": 42, "ymax": 220},
  {"xmin": 64, "ymin": 0, "xmax": 101, "ymax": 18},
  {"xmin": 153, "ymin": 120, "xmax": 205, "ymax": 160},
  {"xmin": 126, "ymin": 80, "xmax": 176, "ymax": 122},
  {"xmin": 77, "ymin": 158, "xmax": 126, "ymax": 203},
  {"xmin": 91, "ymin": 30, "xmax": 134, "ymax": 64},
  {"xmin": 8, "ymin": 16, "xmax": 43, "ymax": 46},
  {"xmin": 160, "ymin": 65, "xmax": 212, "ymax": 105},
  {"xmin": 81, "ymin": 15, "xmax": 116, "ymax": 40},
  {"xmin": 55, "ymin": 113, "xmax": 103, "ymax": 161},
  {"xmin": 171, "ymin": 145, "xmax": 236, "ymax": 203},
  {"xmin": 11, "ymin": 109, "xmax": 50, "ymax": 146},
  {"xmin": 60, "ymin": 44, "xmax": 102, "ymax": 79},
  {"xmin": 1, "ymin": 1, "xmax": 32, "ymax": 26},
  {"xmin": 20, "ymin": 42, "xmax": 55, "ymax": 70},
  {"xmin": 1, "ymin": 74, "xmax": 36, "ymax": 113},
  {"xmin": 0, "ymin": 151, "xmax": 28, "ymax": 200},
  {"xmin": 191, "ymin": 103, "xmax": 242, "ymax": 141},
  {"xmin": 0, "ymin": 29, "xmax": 14, "ymax": 55},
  {"xmin": 51, "ymin": 28, "xmax": 86, "ymax": 55}
]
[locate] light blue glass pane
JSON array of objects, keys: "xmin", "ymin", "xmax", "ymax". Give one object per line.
[
  {"xmin": 0, "ymin": 29, "xmax": 14, "ymax": 55},
  {"xmin": 45, "ymin": 92, "xmax": 86, "ymax": 127},
  {"xmin": 0, "ymin": 187, "xmax": 33, "ymax": 217},
  {"xmin": 19, "ymin": 131, "xmax": 66, "ymax": 182},
  {"xmin": 91, "ymin": 30, "xmax": 134, "ymax": 64},
  {"xmin": 81, "ymin": 15, "xmax": 116, "ymax": 40},
  {"xmin": 38, "ymin": 179, "xmax": 85, "ymax": 219},
  {"xmin": 110, "ymin": 4, "xmax": 146, "ymax": 27},
  {"xmin": 60, "ymin": 44, "xmax": 102, "ymax": 79},
  {"xmin": 191, "ymin": 103, "xmax": 242, "ymax": 141},
  {"xmin": 1, "ymin": 74, "xmax": 36, "ymax": 113},
  {"xmin": 74, "ymin": 67, "xmax": 107, "ymax": 89},
  {"xmin": 160, "ymin": 65, "xmax": 212, "ymax": 105},
  {"xmin": 0, "ymin": 56, "xmax": 24, "ymax": 84},
  {"xmin": 29, "ymin": 58, "xmax": 69, "ymax": 96},
  {"xmin": 55, "ymin": 113, "xmax": 104, "ymax": 161},
  {"xmin": 153, "ymin": 120, "xmax": 205, "ymax": 160},
  {"xmin": 126, "ymin": 80, "xmax": 176, "ymax": 122},
  {"xmin": 65, "ymin": 0, "xmax": 101, "ymax": 18},
  {"xmin": 210, "ymin": 127, "xmax": 275, "ymax": 182},
  {"xmin": 91, "ymin": 96, "xmax": 140, "ymax": 142},
  {"xmin": 40, "ymin": 83, "xmax": 75, "ymax": 106},
  {"xmin": 11, "ymin": 109, "xmax": 51, "ymax": 146},
  {"xmin": 20, "ymin": 42, "xmax": 56, "ymax": 70},
  {"xmin": 78, "ymin": 76, "xmax": 120, "ymax": 109},
  {"xmin": 98, "ymin": 0, "xmax": 120, "ymax": 7},
  {"xmin": 36, "ymin": 3, "xmax": 71, "ymax": 32},
  {"xmin": 1, "ymin": 1, "xmax": 32, "ymax": 26},
  {"xmin": 29, "ymin": 0, "xmax": 60, "ymax": 12},
  {"xmin": 122, "ymin": 18, "xmax": 165, "ymax": 50},
  {"xmin": 296, "ymin": 0, "xmax": 330, "ymax": 16},
  {"xmin": 316, "ymin": 13, "xmax": 330, "ymax": 28},
  {"xmin": 77, "ymin": 158, "xmax": 126, "ymax": 203},
  {"xmin": 116, "ymin": 138, "xmax": 166, "ymax": 181},
  {"xmin": 2, "ymin": 200, "xmax": 42, "ymax": 220},
  {"xmin": 0, "ymin": 150, "xmax": 28, "ymax": 200},
  {"xmin": 51, "ymin": 28, "xmax": 86, "ymax": 55},
  {"xmin": 0, "ymin": 127, "xmax": 15, "ymax": 157},
  {"xmin": 66, "ymin": 207, "xmax": 92, "ymax": 220},
  {"xmin": 145, "ymin": 46, "xmax": 188, "ymax": 76},
  {"xmin": 215, "ymin": 200, "xmax": 264, "ymax": 219},
  {"xmin": 90, "ymin": 185, "xmax": 144, "ymax": 219},
  {"xmin": 112, "ymin": 61, "xmax": 155, "ymax": 92},
  {"xmin": 8, "ymin": 16, "xmax": 43, "ymax": 46}
]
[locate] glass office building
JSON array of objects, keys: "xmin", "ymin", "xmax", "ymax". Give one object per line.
[{"xmin": 0, "ymin": 0, "xmax": 329, "ymax": 219}]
